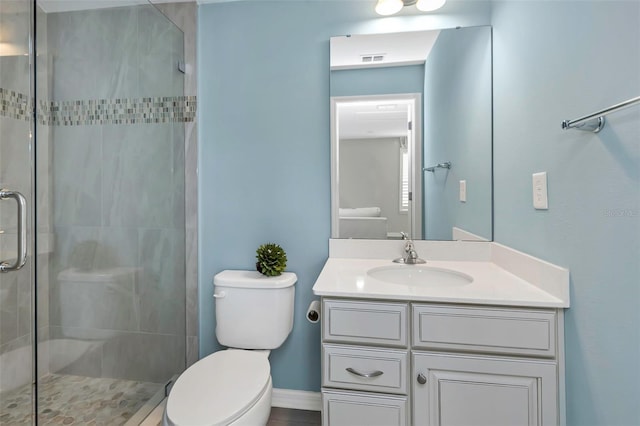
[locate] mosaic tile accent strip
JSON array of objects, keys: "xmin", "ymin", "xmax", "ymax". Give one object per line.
[
  {"xmin": 0, "ymin": 88, "xmax": 32, "ymax": 121},
  {"xmin": 0, "ymin": 373, "xmax": 162, "ymax": 425},
  {"xmin": 40, "ymin": 96, "xmax": 197, "ymax": 126},
  {"xmin": 0, "ymin": 88, "xmax": 196, "ymax": 126}
]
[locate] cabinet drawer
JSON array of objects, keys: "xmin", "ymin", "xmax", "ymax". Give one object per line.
[
  {"xmin": 412, "ymin": 304, "xmax": 556, "ymax": 357},
  {"xmin": 323, "ymin": 344, "xmax": 408, "ymax": 395},
  {"xmin": 322, "ymin": 389, "xmax": 408, "ymax": 426},
  {"xmin": 323, "ymin": 299, "xmax": 408, "ymax": 347}
]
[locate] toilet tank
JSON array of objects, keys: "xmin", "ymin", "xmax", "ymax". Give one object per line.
[{"xmin": 214, "ymin": 270, "xmax": 296, "ymax": 350}]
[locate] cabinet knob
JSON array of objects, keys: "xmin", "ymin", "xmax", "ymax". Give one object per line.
[{"xmin": 417, "ymin": 373, "xmax": 427, "ymax": 385}]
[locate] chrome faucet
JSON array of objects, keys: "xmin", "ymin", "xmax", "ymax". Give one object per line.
[{"xmin": 393, "ymin": 239, "xmax": 426, "ymax": 264}]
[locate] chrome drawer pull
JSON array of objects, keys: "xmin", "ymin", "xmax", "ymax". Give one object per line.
[{"xmin": 346, "ymin": 367, "xmax": 384, "ymax": 378}]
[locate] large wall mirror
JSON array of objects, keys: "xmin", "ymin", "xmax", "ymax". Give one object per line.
[{"xmin": 330, "ymin": 26, "xmax": 493, "ymax": 241}]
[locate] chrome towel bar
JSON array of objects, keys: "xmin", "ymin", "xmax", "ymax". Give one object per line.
[
  {"xmin": 424, "ymin": 162, "xmax": 451, "ymax": 172},
  {"xmin": 562, "ymin": 95, "xmax": 640, "ymax": 133}
]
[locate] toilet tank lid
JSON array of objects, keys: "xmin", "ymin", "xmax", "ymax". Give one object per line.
[{"xmin": 213, "ymin": 270, "xmax": 297, "ymax": 289}]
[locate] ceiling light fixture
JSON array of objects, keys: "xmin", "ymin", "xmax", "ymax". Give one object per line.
[
  {"xmin": 375, "ymin": 0, "xmax": 446, "ymax": 16},
  {"xmin": 375, "ymin": 0, "xmax": 403, "ymax": 16}
]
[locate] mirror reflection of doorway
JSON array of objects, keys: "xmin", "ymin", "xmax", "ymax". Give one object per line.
[{"xmin": 331, "ymin": 94, "xmax": 422, "ymax": 240}]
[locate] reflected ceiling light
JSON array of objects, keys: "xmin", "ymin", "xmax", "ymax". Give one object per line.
[
  {"xmin": 375, "ymin": 0, "xmax": 446, "ymax": 16},
  {"xmin": 416, "ymin": 0, "xmax": 447, "ymax": 12},
  {"xmin": 0, "ymin": 42, "xmax": 23, "ymax": 57}
]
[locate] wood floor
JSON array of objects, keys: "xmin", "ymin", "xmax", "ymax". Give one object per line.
[
  {"xmin": 141, "ymin": 403, "xmax": 321, "ymax": 426},
  {"xmin": 267, "ymin": 407, "xmax": 322, "ymax": 426}
]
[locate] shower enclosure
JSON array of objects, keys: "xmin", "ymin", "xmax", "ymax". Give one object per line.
[{"xmin": 0, "ymin": 0, "xmax": 189, "ymax": 423}]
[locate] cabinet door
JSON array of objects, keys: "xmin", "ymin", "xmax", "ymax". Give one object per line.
[{"xmin": 413, "ymin": 352, "xmax": 557, "ymax": 426}]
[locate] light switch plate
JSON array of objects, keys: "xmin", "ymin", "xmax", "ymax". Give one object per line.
[
  {"xmin": 459, "ymin": 180, "xmax": 467, "ymax": 202},
  {"xmin": 533, "ymin": 172, "xmax": 548, "ymax": 209}
]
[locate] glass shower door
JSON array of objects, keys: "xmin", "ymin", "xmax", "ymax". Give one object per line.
[
  {"xmin": 34, "ymin": 1, "xmax": 187, "ymax": 424},
  {"xmin": 1, "ymin": 1, "xmax": 188, "ymax": 423},
  {"xmin": 0, "ymin": 0, "xmax": 35, "ymax": 424}
]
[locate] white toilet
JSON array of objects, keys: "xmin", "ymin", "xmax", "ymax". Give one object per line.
[{"xmin": 163, "ymin": 270, "xmax": 297, "ymax": 426}]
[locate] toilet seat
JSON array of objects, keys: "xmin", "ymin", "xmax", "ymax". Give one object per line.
[{"xmin": 165, "ymin": 349, "xmax": 271, "ymax": 426}]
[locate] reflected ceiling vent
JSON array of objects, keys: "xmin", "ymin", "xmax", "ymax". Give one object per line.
[{"xmin": 361, "ymin": 54, "xmax": 385, "ymax": 63}]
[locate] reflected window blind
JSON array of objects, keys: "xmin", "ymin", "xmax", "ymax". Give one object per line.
[{"xmin": 400, "ymin": 149, "xmax": 409, "ymax": 212}]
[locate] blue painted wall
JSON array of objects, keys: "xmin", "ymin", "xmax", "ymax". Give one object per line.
[
  {"xmin": 491, "ymin": 1, "xmax": 639, "ymax": 425},
  {"xmin": 330, "ymin": 65, "xmax": 424, "ymax": 97},
  {"xmin": 423, "ymin": 26, "xmax": 492, "ymax": 240},
  {"xmin": 197, "ymin": 0, "xmax": 491, "ymax": 392},
  {"xmin": 199, "ymin": 2, "xmax": 640, "ymax": 422}
]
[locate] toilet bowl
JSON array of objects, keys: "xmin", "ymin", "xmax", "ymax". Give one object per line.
[
  {"xmin": 164, "ymin": 350, "xmax": 272, "ymax": 426},
  {"xmin": 163, "ymin": 270, "xmax": 297, "ymax": 426}
]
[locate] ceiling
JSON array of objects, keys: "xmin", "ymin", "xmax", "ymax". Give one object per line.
[{"xmin": 330, "ymin": 30, "xmax": 440, "ymax": 70}]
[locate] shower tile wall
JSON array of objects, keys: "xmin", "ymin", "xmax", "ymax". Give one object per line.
[
  {"xmin": 153, "ymin": 0, "xmax": 199, "ymax": 368},
  {"xmin": 45, "ymin": 5, "xmax": 188, "ymax": 384}
]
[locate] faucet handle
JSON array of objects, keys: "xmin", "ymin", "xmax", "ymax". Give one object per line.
[{"xmin": 404, "ymin": 240, "xmax": 414, "ymax": 252}]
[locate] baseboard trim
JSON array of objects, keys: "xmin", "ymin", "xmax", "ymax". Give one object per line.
[{"xmin": 271, "ymin": 388, "xmax": 322, "ymax": 411}]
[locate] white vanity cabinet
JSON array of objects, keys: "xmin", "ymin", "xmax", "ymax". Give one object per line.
[{"xmin": 321, "ymin": 298, "xmax": 564, "ymax": 426}]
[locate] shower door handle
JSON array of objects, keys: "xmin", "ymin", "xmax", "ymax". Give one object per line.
[{"xmin": 0, "ymin": 189, "xmax": 27, "ymax": 272}]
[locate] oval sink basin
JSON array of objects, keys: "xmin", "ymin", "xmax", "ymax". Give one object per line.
[{"xmin": 367, "ymin": 265, "xmax": 473, "ymax": 287}]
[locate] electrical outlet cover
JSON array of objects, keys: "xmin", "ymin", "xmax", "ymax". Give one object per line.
[
  {"xmin": 459, "ymin": 180, "xmax": 467, "ymax": 202},
  {"xmin": 532, "ymin": 172, "xmax": 548, "ymax": 209}
]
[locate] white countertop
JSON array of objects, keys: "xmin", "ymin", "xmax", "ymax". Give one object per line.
[{"xmin": 312, "ymin": 257, "xmax": 569, "ymax": 308}]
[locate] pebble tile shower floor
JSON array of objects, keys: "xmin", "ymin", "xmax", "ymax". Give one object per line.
[{"xmin": 0, "ymin": 374, "xmax": 161, "ymax": 425}]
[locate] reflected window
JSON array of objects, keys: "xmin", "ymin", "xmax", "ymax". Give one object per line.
[{"xmin": 399, "ymin": 138, "xmax": 409, "ymax": 212}]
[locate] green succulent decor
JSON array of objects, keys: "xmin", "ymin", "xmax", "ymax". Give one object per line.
[{"xmin": 255, "ymin": 243, "xmax": 287, "ymax": 277}]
